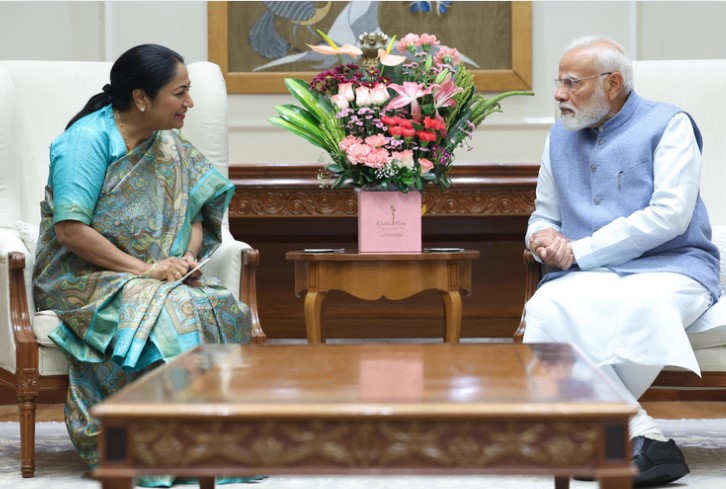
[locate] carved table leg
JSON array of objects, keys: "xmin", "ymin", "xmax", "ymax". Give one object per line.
[
  {"xmin": 199, "ymin": 476, "xmax": 215, "ymax": 489},
  {"xmin": 304, "ymin": 290, "xmax": 327, "ymax": 344},
  {"xmin": 99, "ymin": 478, "xmax": 134, "ymax": 489},
  {"xmin": 441, "ymin": 289, "xmax": 462, "ymax": 343},
  {"xmin": 599, "ymin": 476, "xmax": 632, "ymax": 489},
  {"xmin": 554, "ymin": 476, "xmax": 570, "ymax": 489}
]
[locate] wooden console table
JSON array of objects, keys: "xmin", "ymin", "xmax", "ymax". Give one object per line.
[
  {"xmin": 228, "ymin": 162, "xmax": 538, "ymax": 340},
  {"xmin": 287, "ymin": 250, "xmax": 479, "ymax": 343}
]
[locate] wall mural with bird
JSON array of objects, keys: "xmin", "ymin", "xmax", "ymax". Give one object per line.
[{"xmin": 228, "ymin": 1, "xmax": 512, "ymax": 74}]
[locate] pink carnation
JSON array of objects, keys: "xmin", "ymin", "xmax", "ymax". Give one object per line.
[
  {"xmin": 361, "ymin": 147, "xmax": 391, "ymax": 169},
  {"xmin": 339, "ymin": 135, "xmax": 362, "ymax": 151},
  {"xmin": 418, "ymin": 33, "xmax": 439, "ymax": 48},
  {"xmin": 364, "ymin": 134, "xmax": 387, "ymax": 148},
  {"xmin": 397, "ymin": 33, "xmax": 419, "ymax": 52},
  {"xmin": 345, "ymin": 143, "xmax": 372, "ymax": 165},
  {"xmin": 434, "ymin": 46, "xmax": 461, "ymax": 66}
]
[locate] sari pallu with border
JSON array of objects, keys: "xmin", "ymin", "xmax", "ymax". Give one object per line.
[{"xmin": 32, "ymin": 130, "xmax": 254, "ymax": 484}]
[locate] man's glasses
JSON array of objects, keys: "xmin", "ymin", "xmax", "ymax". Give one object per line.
[{"xmin": 554, "ymin": 72, "xmax": 613, "ymax": 92}]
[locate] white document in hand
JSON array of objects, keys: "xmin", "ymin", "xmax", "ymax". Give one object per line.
[{"xmin": 176, "ymin": 256, "xmax": 211, "ymax": 283}]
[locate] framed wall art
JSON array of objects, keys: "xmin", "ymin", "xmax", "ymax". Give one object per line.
[{"xmin": 208, "ymin": 1, "xmax": 532, "ymax": 94}]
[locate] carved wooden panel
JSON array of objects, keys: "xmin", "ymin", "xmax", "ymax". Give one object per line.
[
  {"xmin": 228, "ymin": 162, "xmax": 538, "ymax": 340},
  {"xmin": 132, "ymin": 419, "xmax": 598, "ymax": 469}
]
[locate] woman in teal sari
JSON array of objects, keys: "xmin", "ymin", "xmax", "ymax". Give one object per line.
[{"xmin": 32, "ymin": 44, "xmax": 255, "ymax": 487}]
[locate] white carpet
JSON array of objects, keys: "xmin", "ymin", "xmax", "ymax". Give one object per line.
[{"xmin": 1, "ymin": 419, "xmax": 725, "ymax": 488}]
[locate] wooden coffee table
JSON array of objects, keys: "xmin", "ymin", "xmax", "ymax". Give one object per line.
[
  {"xmin": 286, "ymin": 250, "xmax": 479, "ymax": 343},
  {"xmin": 92, "ymin": 342, "xmax": 636, "ymax": 489}
]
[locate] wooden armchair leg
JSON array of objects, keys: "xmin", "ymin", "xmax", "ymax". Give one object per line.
[
  {"xmin": 18, "ymin": 391, "xmax": 38, "ymax": 478},
  {"xmin": 240, "ymin": 249, "xmax": 266, "ymax": 343},
  {"xmin": 515, "ymin": 249, "xmax": 544, "ymax": 344}
]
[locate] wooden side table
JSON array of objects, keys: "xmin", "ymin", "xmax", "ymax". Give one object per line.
[{"xmin": 286, "ymin": 250, "xmax": 480, "ymax": 343}]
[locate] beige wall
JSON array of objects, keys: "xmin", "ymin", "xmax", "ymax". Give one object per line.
[{"xmin": 1, "ymin": 1, "xmax": 725, "ymax": 165}]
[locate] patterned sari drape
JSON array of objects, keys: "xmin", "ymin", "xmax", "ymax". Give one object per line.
[{"xmin": 32, "ymin": 130, "xmax": 254, "ymax": 486}]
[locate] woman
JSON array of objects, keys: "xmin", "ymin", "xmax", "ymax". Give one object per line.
[{"xmin": 32, "ymin": 44, "xmax": 254, "ymax": 486}]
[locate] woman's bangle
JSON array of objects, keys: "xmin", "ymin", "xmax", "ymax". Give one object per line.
[
  {"xmin": 144, "ymin": 262, "xmax": 157, "ymax": 278},
  {"xmin": 184, "ymin": 249, "xmax": 197, "ymax": 259}
]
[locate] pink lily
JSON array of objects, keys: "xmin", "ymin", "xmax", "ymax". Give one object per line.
[
  {"xmin": 385, "ymin": 82, "xmax": 432, "ymax": 122},
  {"xmin": 433, "ymin": 78, "xmax": 463, "ymax": 111}
]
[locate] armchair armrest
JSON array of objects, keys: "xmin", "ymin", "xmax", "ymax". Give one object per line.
[
  {"xmin": 0, "ymin": 229, "xmax": 38, "ymax": 375},
  {"xmin": 513, "ymin": 249, "xmax": 543, "ymax": 343},
  {"xmin": 206, "ymin": 229, "xmax": 266, "ymax": 343}
]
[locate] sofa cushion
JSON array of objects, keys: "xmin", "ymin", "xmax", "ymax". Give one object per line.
[
  {"xmin": 38, "ymin": 345, "xmax": 68, "ymax": 376},
  {"xmin": 15, "ymin": 221, "xmax": 39, "ymax": 257},
  {"xmin": 33, "ymin": 310, "xmax": 61, "ymax": 347}
]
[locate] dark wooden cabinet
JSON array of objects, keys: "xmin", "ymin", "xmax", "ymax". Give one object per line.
[{"xmin": 228, "ymin": 162, "xmax": 538, "ymax": 340}]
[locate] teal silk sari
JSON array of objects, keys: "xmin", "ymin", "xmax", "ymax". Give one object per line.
[{"xmin": 33, "ymin": 130, "xmax": 255, "ymax": 487}]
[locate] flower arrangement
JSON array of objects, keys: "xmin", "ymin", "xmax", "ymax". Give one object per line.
[{"xmin": 270, "ymin": 32, "xmax": 533, "ymax": 192}]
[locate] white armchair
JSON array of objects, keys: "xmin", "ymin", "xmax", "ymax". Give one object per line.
[
  {"xmin": 0, "ymin": 60, "xmax": 265, "ymax": 478},
  {"xmin": 516, "ymin": 59, "xmax": 726, "ymax": 400}
]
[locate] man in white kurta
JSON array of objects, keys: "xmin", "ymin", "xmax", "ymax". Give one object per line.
[{"xmin": 524, "ymin": 36, "xmax": 721, "ymax": 487}]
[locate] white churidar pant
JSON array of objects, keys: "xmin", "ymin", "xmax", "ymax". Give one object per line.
[{"xmin": 523, "ymin": 270, "xmax": 712, "ymax": 438}]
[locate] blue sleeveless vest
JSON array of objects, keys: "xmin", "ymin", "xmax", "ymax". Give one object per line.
[{"xmin": 545, "ymin": 91, "xmax": 720, "ymax": 300}]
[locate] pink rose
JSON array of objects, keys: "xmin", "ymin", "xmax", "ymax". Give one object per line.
[
  {"xmin": 330, "ymin": 93, "xmax": 349, "ymax": 110},
  {"xmin": 369, "ymin": 83, "xmax": 391, "ymax": 105},
  {"xmin": 338, "ymin": 82, "xmax": 355, "ymax": 102},
  {"xmin": 419, "ymin": 158, "xmax": 434, "ymax": 173},
  {"xmin": 355, "ymin": 86, "xmax": 373, "ymax": 107},
  {"xmin": 392, "ymin": 149, "xmax": 414, "ymax": 169}
]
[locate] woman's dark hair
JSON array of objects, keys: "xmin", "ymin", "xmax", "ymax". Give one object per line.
[{"xmin": 65, "ymin": 44, "xmax": 185, "ymax": 129}]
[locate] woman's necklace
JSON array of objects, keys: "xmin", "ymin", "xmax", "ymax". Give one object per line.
[{"xmin": 115, "ymin": 109, "xmax": 131, "ymax": 153}]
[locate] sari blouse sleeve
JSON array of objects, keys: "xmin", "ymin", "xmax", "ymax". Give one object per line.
[{"xmin": 50, "ymin": 124, "xmax": 116, "ymax": 225}]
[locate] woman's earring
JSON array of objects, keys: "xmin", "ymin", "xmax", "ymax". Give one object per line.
[{"xmin": 140, "ymin": 106, "xmax": 146, "ymax": 112}]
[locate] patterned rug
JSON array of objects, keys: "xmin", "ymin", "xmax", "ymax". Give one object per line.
[{"xmin": 2, "ymin": 419, "xmax": 725, "ymax": 488}]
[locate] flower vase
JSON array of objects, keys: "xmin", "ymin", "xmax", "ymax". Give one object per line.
[{"xmin": 357, "ymin": 190, "xmax": 422, "ymax": 253}]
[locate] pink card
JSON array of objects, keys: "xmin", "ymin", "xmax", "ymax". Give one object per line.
[{"xmin": 357, "ymin": 190, "xmax": 422, "ymax": 253}]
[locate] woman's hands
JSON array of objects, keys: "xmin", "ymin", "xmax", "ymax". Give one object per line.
[
  {"xmin": 181, "ymin": 250, "xmax": 202, "ymax": 284},
  {"xmin": 54, "ymin": 220, "xmax": 205, "ymax": 283},
  {"xmin": 146, "ymin": 256, "xmax": 199, "ymax": 282}
]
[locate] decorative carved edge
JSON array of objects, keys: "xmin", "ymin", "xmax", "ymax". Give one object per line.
[
  {"xmin": 130, "ymin": 419, "xmax": 600, "ymax": 469},
  {"xmin": 230, "ymin": 189, "xmax": 536, "ymax": 218},
  {"xmin": 228, "ymin": 163, "xmax": 538, "ymax": 218}
]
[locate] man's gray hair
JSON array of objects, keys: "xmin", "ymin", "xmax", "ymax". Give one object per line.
[{"xmin": 564, "ymin": 36, "xmax": 634, "ymax": 94}]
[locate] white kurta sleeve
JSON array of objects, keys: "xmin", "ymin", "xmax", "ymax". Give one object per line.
[{"xmin": 525, "ymin": 135, "xmax": 562, "ymax": 248}]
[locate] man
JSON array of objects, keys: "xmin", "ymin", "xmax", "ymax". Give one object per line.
[{"xmin": 523, "ymin": 36, "xmax": 721, "ymax": 487}]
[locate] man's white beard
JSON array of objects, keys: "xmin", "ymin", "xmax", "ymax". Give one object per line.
[{"xmin": 559, "ymin": 86, "xmax": 610, "ymax": 131}]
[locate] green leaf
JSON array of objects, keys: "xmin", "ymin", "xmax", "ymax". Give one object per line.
[
  {"xmin": 275, "ymin": 105, "xmax": 325, "ymax": 139},
  {"xmin": 284, "ymin": 79, "xmax": 336, "ymax": 122},
  {"xmin": 269, "ymin": 116, "xmax": 326, "ymax": 149}
]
